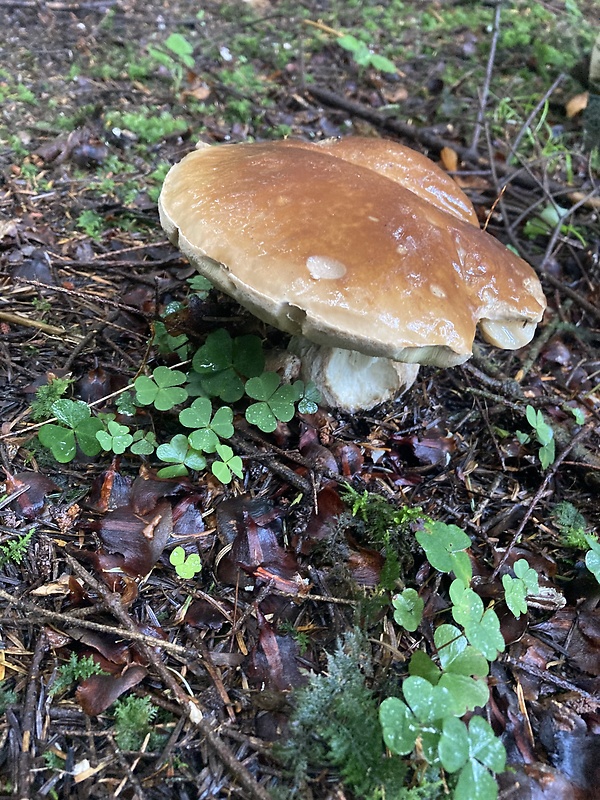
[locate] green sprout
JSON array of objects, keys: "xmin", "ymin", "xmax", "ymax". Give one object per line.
[
  {"xmin": 169, "ymin": 546, "xmax": 202, "ymax": 579},
  {"xmin": 501, "ymin": 559, "xmax": 539, "ymax": 618}
]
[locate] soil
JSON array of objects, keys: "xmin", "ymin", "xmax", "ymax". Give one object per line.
[{"xmin": 0, "ymin": 1, "xmax": 599, "ymax": 799}]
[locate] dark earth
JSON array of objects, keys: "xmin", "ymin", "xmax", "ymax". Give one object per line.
[{"xmin": 0, "ymin": 1, "xmax": 599, "ymax": 798}]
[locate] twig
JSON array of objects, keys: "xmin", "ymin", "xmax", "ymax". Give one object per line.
[
  {"xmin": 18, "ymin": 631, "xmax": 47, "ymax": 799},
  {"xmin": 63, "ymin": 554, "xmax": 273, "ymax": 800},
  {"xmin": 0, "ymin": 311, "xmax": 77, "ymax": 338},
  {"xmin": 506, "ymin": 72, "xmax": 566, "ymax": 164},
  {"xmin": 469, "ymin": 0, "xmax": 503, "ymax": 156},
  {"xmin": 491, "ymin": 423, "xmax": 596, "ymax": 580}
]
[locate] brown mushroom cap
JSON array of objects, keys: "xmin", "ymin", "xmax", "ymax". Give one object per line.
[{"xmin": 158, "ymin": 137, "xmax": 546, "ymax": 369}]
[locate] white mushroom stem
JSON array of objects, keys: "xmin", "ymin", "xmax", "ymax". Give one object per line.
[{"xmin": 289, "ymin": 337, "xmax": 420, "ymax": 413}]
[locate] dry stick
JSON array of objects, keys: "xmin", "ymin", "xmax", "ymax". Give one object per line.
[
  {"xmin": 468, "ymin": 0, "xmax": 502, "ymax": 156},
  {"xmin": 18, "ymin": 630, "xmax": 47, "ymax": 800},
  {"xmin": 12, "ymin": 277, "xmax": 154, "ymax": 319},
  {"xmin": 0, "ymin": 311, "xmax": 76, "ymax": 338},
  {"xmin": 490, "ymin": 423, "xmax": 596, "ymax": 581},
  {"xmin": 0, "ymin": 588, "xmax": 198, "ymax": 659},
  {"xmin": 62, "ymin": 554, "xmax": 273, "ymax": 800}
]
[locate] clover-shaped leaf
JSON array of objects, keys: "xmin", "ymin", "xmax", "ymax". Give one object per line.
[
  {"xmin": 191, "ymin": 329, "xmax": 264, "ymax": 402},
  {"xmin": 169, "ymin": 546, "xmax": 202, "ymax": 579},
  {"xmin": 403, "ymin": 676, "xmax": 453, "ymax": 724},
  {"xmin": 297, "ymin": 380, "xmax": 321, "ymax": 414},
  {"xmin": 51, "ymin": 399, "xmax": 91, "ymax": 429},
  {"xmin": 180, "ymin": 399, "xmax": 234, "ymax": 453},
  {"xmin": 379, "ymin": 697, "xmax": 420, "ymax": 756},
  {"xmin": 392, "ymin": 588, "xmax": 424, "ymax": 632},
  {"xmin": 416, "ymin": 521, "xmax": 472, "ymax": 583},
  {"xmin": 211, "ymin": 443, "xmax": 243, "ymax": 484},
  {"xmin": 179, "ymin": 397, "xmax": 212, "ymax": 429},
  {"xmin": 187, "ymin": 274, "xmax": 213, "ymax": 299},
  {"xmin": 156, "ymin": 434, "xmax": 206, "ymax": 478},
  {"xmin": 134, "ymin": 366, "xmax": 188, "ymax": 411},
  {"xmin": 502, "ymin": 559, "xmax": 539, "ymax": 618},
  {"xmin": 584, "ymin": 534, "xmax": 600, "ymax": 583},
  {"xmin": 129, "ymin": 430, "xmax": 157, "ymax": 456},
  {"xmin": 38, "ymin": 424, "xmax": 77, "ymax": 463},
  {"xmin": 245, "ymin": 373, "xmax": 303, "ymax": 432},
  {"xmin": 450, "ymin": 580, "xmax": 504, "ymax": 660},
  {"xmin": 96, "ymin": 420, "xmax": 134, "ymax": 455},
  {"xmin": 38, "ymin": 400, "xmax": 104, "ymax": 462}
]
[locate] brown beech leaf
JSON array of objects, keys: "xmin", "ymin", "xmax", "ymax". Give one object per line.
[
  {"xmin": 185, "ymin": 597, "xmax": 233, "ymax": 630},
  {"xmin": 172, "ymin": 495, "xmax": 206, "ymax": 539},
  {"xmin": 99, "ymin": 501, "xmax": 172, "ymax": 577},
  {"xmin": 87, "ymin": 460, "xmax": 133, "ymax": 512},
  {"xmin": 247, "ymin": 609, "xmax": 305, "ymax": 691},
  {"xmin": 76, "ymin": 665, "xmax": 147, "ymax": 716},
  {"xmin": 566, "ymin": 91, "xmax": 589, "ymax": 118},
  {"xmin": 390, "ymin": 433, "xmax": 456, "ymax": 468},
  {"xmin": 301, "ymin": 484, "xmax": 345, "ymax": 551},
  {"xmin": 439, "ymin": 146, "xmax": 458, "ymax": 172},
  {"xmin": 347, "ymin": 545, "xmax": 385, "ymax": 587},
  {"xmin": 5, "ymin": 470, "xmax": 58, "ymax": 519},
  {"xmin": 130, "ymin": 469, "xmax": 191, "ymax": 516}
]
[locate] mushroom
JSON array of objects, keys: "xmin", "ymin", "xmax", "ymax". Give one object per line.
[{"xmin": 158, "ymin": 137, "xmax": 546, "ymax": 412}]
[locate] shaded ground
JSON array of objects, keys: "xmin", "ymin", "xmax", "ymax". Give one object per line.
[{"xmin": 0, "ymin": 1, "xmax": 599, "ymax": 798}]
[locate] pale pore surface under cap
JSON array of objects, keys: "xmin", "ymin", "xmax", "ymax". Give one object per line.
[{"xmin": 159, "ymin": 139, "xmax": 546, "ymax": 366}]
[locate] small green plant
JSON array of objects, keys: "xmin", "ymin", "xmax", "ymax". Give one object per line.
[
  {"xmin": 211, "ymin": 443, "xmax": 243, "ymax": 484},
  {"xmin": 169, "ymin": 546, "xmax": 202, "ymax": 579},
  {"xmin": 336, "ymin": 33, "xmax": 397, "ymax": 73},
  {"xmin": 523, "ymin": 203, "xmax": 586, "ymax": 246},
  {"xmin": 105, "ymin": 107, "xmax": 187, "ymax": 144},
  {"xmin": 279, "ymin": 630, "xmax": 411, "ymax": 798},
  {"xmin": 552, "ymin": 501, "xmax": 589, "ymax": 548},
  {"xmin": 244, "ymin": 372, "xmax": 303, "ymax": 432},
  {"xmin": 0, "ymin": 529, "xmax": 34, "ymax": 568},
  {"xmin": 191, "ymin": 329, "xmax": 264, "ymax": 402},
  {"xmin": 179, "ymin": 398, "xmax": 234, "ymax": 451},
  {"xmin": 502, "ymin": 559, "xmax": 540, "ymax": 618},
  {"xmin": 77, "ymin": 209, "xmax": 105, "ymax": 240},
  {"xmin": 392, "ymin": 588, "xmax": 424, "ymax": 632},
  {"xmin": 96, "ymin": 420, "xmax": 134, "ymax": 455},
  {"xmin": 134, "ymin": 366, "xmax": 188, "ymax": 411},
  {"xmin": 584, "ymin": 534, "xmax": 600, "ymax": 584},
  {"xmin": 31, "ymin": 375, "xmax": 73, "ymax": 422},
  {"xmin": 516, "ymin": 405, "xmax": 555, "ymax": 470},
  {"xmin": 50, "ymin": 653, "xmax": 105, "ymax": 696},
  {"xmin": 38, "ymin": 399, "xmax": 104, "ymax": 462},
  {"xmin": 155, "ymin": 434, "xmax": 206, "ymax": 478},
  {"xmin": 113, "ymin": 695, "xmax": 158, "ymax": 751},
  {"xmin": 147, "ymin": 32, "xmax": 194, "ymax": 89}
]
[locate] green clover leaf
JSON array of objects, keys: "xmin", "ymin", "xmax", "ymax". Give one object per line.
[
  {"xmin": 38, "ymin": 400, "xmax": 104, "ymax": 462},
  {"xmin": 211, "ymin": 443, "xmax": 243, "ymax": 484},
  {"xmin": 192, "ymin": 329, "xmax": 264, "ymax": 402},
  {"xmin": 245, "ymin": 373, "xmax": 303, "ymax": 432},
  {"xmin": 129, "ymin": 430, "xmax": 157, "ymax": 456},
  {"xmin": 134, "ymin": 366, "xmax": 188, "ymax": 411},
  {"xmin": 169, "ymin": 546, "xmax": 202, "ymax": 579},
  {"xmin": 450, "ymin": 580, "xmax": 505, "ymax": 660},
  {"xmin": 156, "ymin": 434, "xmax": 206, "ymax": 478},
  {"xmin": 584, "ymin": 534, "xmax": 600, "ymax": 583},
  {"xmin": 502, "ymin": 559, "xmax": 540, "ymax": 618},
  {"xmin": 416, "ymin": 521, "xmax": 473, "ymax": 583},
  {"xmin": 392, "ymin": 588, "xmax": 424, "ymax": 632},
  {"xmin": 180, "ymin": 399, "xmax": 234, "ymax": 453},
  {"xmin": 95, "ymin": 420, "xmax": 133, "ymax": 455}
]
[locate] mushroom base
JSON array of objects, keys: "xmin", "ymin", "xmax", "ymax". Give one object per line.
[{"xmin": 289, "ymin": 338, "xmax": 420, "ymax": 413}]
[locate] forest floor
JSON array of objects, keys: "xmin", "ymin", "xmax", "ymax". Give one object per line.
[{"xmin": 0, "ymin": 1, "xmax": 599, "ymax": 798}]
